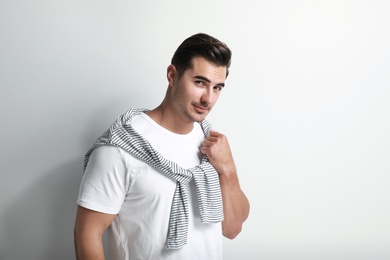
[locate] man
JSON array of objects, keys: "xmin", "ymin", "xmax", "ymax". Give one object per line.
[{"xmin": 74, "ymin": 33, "xmax": 250, "ymax": 260}]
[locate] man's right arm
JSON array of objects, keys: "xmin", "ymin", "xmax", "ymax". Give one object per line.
[{"xmin": 74, "ymin": 205, "xmax": 117, "ymax": 260}]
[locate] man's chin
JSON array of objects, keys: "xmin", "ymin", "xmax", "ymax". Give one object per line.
[
  {"xmin": 187, "ymin": 113, "xmax": 207, "ymax": 123},
  {"xmin": 194, "ymin": 113, "xmax": 208, "ymax": 122}
]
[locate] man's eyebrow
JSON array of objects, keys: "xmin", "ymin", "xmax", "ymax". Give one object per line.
[{"xmin": 194, "ymin": 75, "xmax": 225, "ymax": 87}]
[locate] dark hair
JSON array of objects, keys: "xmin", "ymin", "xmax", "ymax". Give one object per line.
[{"xmin": 171, "ymin": 33, "xmax": 232, "ymax": 78}]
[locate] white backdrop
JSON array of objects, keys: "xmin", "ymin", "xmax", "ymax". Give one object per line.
[{"xmin": 1, "ymin": 0, "xmax": 389, "ymax": 259}]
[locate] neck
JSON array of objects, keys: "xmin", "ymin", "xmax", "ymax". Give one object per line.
[{"xmin": 146, "ymin": 103, "xmax": 194, "ymax": 135}]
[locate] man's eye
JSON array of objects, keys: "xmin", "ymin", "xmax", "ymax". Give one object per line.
[
  {"xmin": 214, "ymin": 86, "xmax": 222, "ymax": 91},
  {"xmin": 195, "ymin": 81, "xmax": 204, "ymax": 86}
]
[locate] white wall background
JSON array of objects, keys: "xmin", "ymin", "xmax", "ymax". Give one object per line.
[{"xmin": 1, "ymin": 0, "xmax": 389, "ymax": 259}]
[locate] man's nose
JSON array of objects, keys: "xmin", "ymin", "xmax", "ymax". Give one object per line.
[{"xmin": 201, "ymin": 88, "xmax": 213, "ymax": 104}]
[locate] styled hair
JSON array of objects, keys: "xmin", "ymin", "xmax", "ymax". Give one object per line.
[{"xmin": 171, "ymin": 33, "xmax": 232, "ymax": 78}]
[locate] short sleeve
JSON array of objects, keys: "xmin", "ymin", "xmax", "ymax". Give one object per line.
[{"xmin": 77, "ymin": 145, "xmax": 128, "ymax": 214}]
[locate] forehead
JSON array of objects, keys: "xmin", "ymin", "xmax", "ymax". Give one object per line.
[{"xmin": 186, "ymin": 57, "xmax": 227, "ymax": 82}]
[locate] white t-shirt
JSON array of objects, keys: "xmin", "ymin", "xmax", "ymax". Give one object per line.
[{"xmin": 77, "ymin": 113, "xmax": 222, "ymax": 260}]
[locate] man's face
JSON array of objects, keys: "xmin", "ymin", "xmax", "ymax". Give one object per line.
[{"xmin": 169, "ymin": 57, "xmax": 227, "ymax": 123}]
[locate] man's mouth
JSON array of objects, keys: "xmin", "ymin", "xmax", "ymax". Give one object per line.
[{"xmin": 193, "ymin": 104, "xmax": 209, "ymax": 113}]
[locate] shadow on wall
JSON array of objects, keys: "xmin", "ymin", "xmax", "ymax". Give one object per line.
[
  {"xmin": 0, "ymin": 94, "xmax": 155, "ymax": 259},
  {"xmin": 1, "ymin": 160, "xmax": 83, "ymax": 260}
]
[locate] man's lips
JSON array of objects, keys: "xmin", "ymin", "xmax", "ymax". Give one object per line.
[{"xmin": 193, "ymin": 104, "xmax": 209, "ymax": 113}]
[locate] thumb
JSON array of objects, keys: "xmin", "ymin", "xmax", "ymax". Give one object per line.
[{"xmin": 209, "ymin": 129, "xmax": 219, "ymax": 136}]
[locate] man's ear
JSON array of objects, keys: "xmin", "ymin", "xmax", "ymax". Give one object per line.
[{"xmin": 167, "ymin": 64, "xmax": 177, "ymax": 87}]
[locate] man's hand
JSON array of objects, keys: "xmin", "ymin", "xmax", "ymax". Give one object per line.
[
  {"xmin": 200, "ymin": 130, "xmax": 236, "ymax": 176},
  {"xmin": 200, "ymin": 130, "xmax": 250, "ymax": 239}
]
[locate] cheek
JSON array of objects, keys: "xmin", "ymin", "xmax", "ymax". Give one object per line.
[
  {"xmin": 182, "ymin": 86, "xmax": 201, "ymax": 100},
  {"xmin": 172, "ymin": 85, "xmax": 195, "ymax": 105}
]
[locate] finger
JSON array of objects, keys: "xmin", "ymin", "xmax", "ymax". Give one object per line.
[
  {"xmin": 202, "ymin": 139, "xmax": 214, "ymax": 147},
  {"xmin": 200, "ymin": 146, "xmax": 211, "ymax": 155},
  {"xmin": 203, "ymin": 136, "xmax": 218, "ymax": 146},
  {"xmin": 209, "ymin": 130, "xmax": 220, "ymax": 137}
]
